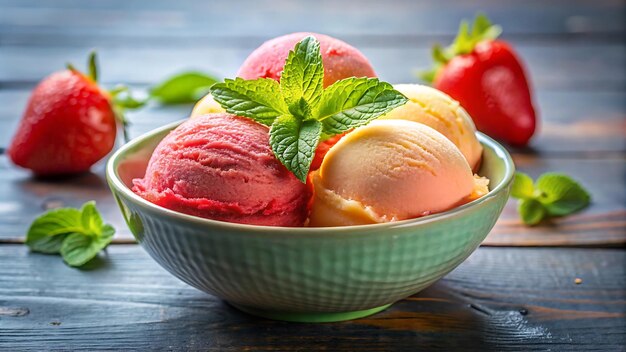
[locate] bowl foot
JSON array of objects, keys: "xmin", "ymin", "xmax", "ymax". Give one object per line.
[{"xmin": 228, "ymin": 302, "xmax": 392, "ymax": 323}]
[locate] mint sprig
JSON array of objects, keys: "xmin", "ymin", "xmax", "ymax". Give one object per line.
[
  {"xmin": 511, "ymin": 172, "xmax": 591, "ymax": 225},
  {"xmin": 25, "ymin": 201, "xmax": 115, "ymax": 267},
  {"xmin": 419, "ymin": 13, "xmax": 502, "ymax": 83},
  {"xmin": 210, "ymin": 36, "xmax": 408, "ymax": 182}
]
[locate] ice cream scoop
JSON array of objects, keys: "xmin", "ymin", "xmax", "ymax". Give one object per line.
[
  {"xmin": 237, "ymin": 32, "xmax": 376, "ymax": 87},
  {"xmin": 133, "ymin": 113, "xmax": 309, "ymax": 227},
  {"xmin": 191, "ymin": 93, "xmax": 224, "ymax": 117},
  {"xmin": 308, "ymin": 120, "xmax": 486, "ymax": 227},
  {"xmin": 380, "ymin": 84, "xmax": 483, "ymax": 171}
]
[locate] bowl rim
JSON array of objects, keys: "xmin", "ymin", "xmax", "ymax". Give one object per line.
[{"xmin": 106, "ymin": 119, "xmax": 515, "ymax": 234}]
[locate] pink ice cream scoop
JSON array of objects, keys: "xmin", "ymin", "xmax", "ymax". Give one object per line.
[
  {"xmin": 237, "ymin": 32, "xmax": 376, "ymax": 87},
  {"xmin": 132, "ymin": 113, "xmax": 310, "ymax": 227}
]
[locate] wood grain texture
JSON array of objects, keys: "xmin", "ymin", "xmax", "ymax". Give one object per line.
[
  {"xmin": 1, "ymin": 43, "xmax": 624, "ymax": 90},
  {"xmin": 0, "ymin": 0, "xmax": 623, "ymax": 42},
  {"xmin": 0, "ymin": 245, "xmax": 623, "ymax": 351}
]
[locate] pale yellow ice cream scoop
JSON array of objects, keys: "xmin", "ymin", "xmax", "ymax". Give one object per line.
[
  {"xmin": 190, "ymin": 93, "xmax": 225, "ymax": 117},
  {"xmin": 308, "ymin": 120, "xmax": 485, "ymax": 227},
  {"xmin": 380, "ymin": 84, "xmax": 483, "ymax": 171}
]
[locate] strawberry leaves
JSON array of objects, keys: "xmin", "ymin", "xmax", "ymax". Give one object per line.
[
  {"xmin": 420, "ymin": 13, "xmax": 502, "ymax": 83},
  {"xmin": 87, "ymin": 51, "xmax": 98, "ymax": 82},
  {"xmin": 211, "ymin": 36, "xmax": 408, "ymax": 182}
]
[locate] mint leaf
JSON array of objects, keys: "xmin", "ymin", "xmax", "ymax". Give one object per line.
[
  {"xmin": 281, "ymin": 36, "xmax": 324, "ymax": 108},
  {"xmin": 536, "ymin": 173, "xmax": 591, "ymax": 216},
  {"xmin": 211, "ymin": 78, "xmax": 288, "ymax": 126},
  {"xmin": 25, "ymin": 202, "xmax": 115, "ymax": 267},
  {"xmin": 315, "ymin": 78, "xmax": 408, "ymax": 138},
  {"xmin": 80, "ymin": 201, "xmax": 104, "ymax": 235},
  {"xmin": 61, "ymin": 226, "xmax": 114, "ymax": 267},
  {"xmin": 269, "ymin": 116, "xmax": 322, "ymax": 182},
  {"xmin": 288, "ymin": 97, "xmax": 313, "ymax": 120},
  {"xmin": 26, "ymin": 208, "xmax": 83, "ymax": 253},
  {"xmin": 510, "ymin": 172, "xmax": 591, "ymax": 226},
  {"xmin": 511, "ymin": 172, "xmax": 535, "ymax": 199},
  {"xmin": 518, "ymin": 198, "xmax": 546, "ymax": 225},
  {"xmin": 150, "ymin": 71, "xmax": 219, "ymax": 104}
]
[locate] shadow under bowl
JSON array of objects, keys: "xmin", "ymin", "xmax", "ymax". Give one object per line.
[{"xmin": 106, "ymin": 120, "xmax": 515, "ymax": 322}]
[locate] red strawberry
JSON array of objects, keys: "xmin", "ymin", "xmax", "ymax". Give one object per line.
[
  {"xmin": 422, "ymin": 14, "xmax": 538, "ymax": 146},
  {"xmin": 8, "ymin": 53, "xmax": 134, "ymax": 176}
]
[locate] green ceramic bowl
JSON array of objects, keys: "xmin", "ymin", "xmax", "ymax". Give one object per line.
[{"xmin": 107, "ymin": 120, "xmax": 514, "ymax": 323}]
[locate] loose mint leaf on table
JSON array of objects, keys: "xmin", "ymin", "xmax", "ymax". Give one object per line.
[
  {"xmin": 61, "ymin": 226, "xmax": 114, "ymax": 267},
  {"xmin": 26, "ymin": 208, "xmax": 82, "ymax": 253},
  {"xmin": 211, "ymin": 78, "xmax": 288, "ymax": 126},
  {"xmin": 210, "ymin": 35, "xmax": 408, "ymax": 182},
  {"xmin": 510, "ymin": 172, "xmax": 535, "ymax": 199},
  {"xmin": 150, "ymin": 71, "xmax": 219, "ymax": 104},
  {"xmin": 518, "ymin": 198, "xmax": 546, "ymax": 226},
  {"xmin": 25, "ymin": 201, "xmax": 115, "ymax": 267},
  {"xmin": 510, "ymin": 172, "xmax": 591, "ymax": 225},
  {"xmin": 316, "ymin": 78, "xmax": 408, "ymax": 139},
  {"xmin": 535, "ymin": 173, "xmax": 591, "ymax": 216},
  {"xmin": 80, "ymin": 201, "xmax": 105, "ymax": 234}
]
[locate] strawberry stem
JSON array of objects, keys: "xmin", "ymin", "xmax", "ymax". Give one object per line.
[
  {"xmin": 419, "ymin": 12, "xmax": 502, "ymax": 83},
  {"xmin": 108, "ymin": 84, "xmax": 148, "ymax": 144},
  {"xmin": 88, "ymin": 51, "xmax": 98, "ymax": 83}
]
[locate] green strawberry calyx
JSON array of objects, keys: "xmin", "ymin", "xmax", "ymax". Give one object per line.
[{"xmin": 420, "ymin": 13, "xmax": 502, "ymax": 83}]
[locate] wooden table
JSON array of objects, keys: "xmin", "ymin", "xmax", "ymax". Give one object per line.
[{"xmin": 1, "ymin": 1, "xmax": 624, "ymax": 350}]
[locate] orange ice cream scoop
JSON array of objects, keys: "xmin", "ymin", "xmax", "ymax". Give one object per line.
[
  {"xmin": 308, "ymin": 120, "xmax": 484, "ymax": 227},
  {"xmin": 380, "ymin": 84, "xmax": 483, "ymax": 171}
]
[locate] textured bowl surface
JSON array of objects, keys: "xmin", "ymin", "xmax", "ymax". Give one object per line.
[{"xmin": 107, "ymin": 120, "xmax": 514, "ymax": 322}]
